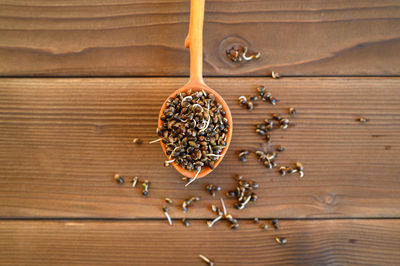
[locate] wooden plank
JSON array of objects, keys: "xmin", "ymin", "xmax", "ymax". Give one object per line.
[
  {"xmin": 0, "ymin": 0, "xmax": 399, "ymax": 76},
  {"xmin": 1, "ymin": 219, "xmax": 399, "ymax": 265},
  {"xmin": 0, "ymin": 78, "xmax": 399, "ymax": 218}
]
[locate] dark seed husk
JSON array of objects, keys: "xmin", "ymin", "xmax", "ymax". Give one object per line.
[
  {"xmin": 272, "ymin": 219, "xmax": 280, "ymax": 229},
  {"xmin": 279, "ymin": 167, "xmax": 287, "ymax": 176},
  {"xmin": 296, "ymin": 162, "xmax": 304, "ymax": 171},
  {"xmin": 133, "ymin": 138, "xmax": 143, "ymax": 144},
  {"xmin": 246, "ymin": 101, "xmax": 254, "ymax": 111},
  {"xmin": 261, "ymin": 224, "xmax": 268, "ymax": 230},
  {"xmin": 272, "ymin": 71, "xmax": 280, "ymax": 79},
  {"xmin": 257, "ymin": 86, "xmax": 266, "ymax": 97},
  {"xmin": 165, "ymin": 198, "xmax": 173, "ymax": 204},
  {"xmin": 182, "ymin": 218, "xmax": 190, "ymax": 227},
  {"xmin": 231, "ymin": 223, "xmax": 239, "ymax": 230},
  {"xmin": 250, "ymin": 96, "xmax": 258, "ymax": 101},
  {"xmin": 275, "ymin": 237, "xmax": 287, "ymax": 245},
  {"xmin": 114, "ymin": 174, "xmax": 124, "ymax": 184},
  {"xmin": 272, "ymin": 114, "xmax": 281, "ymax": 121},
  {"xmin": 277, "ymin": 146, "xmax": 285, "ymax": 152}
]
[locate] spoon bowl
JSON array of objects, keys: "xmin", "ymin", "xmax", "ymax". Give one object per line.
[{"xmin": 158, "ymin": 80, "xmax": 233, "ymax": 179}]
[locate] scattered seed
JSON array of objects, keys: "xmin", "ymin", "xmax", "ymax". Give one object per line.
[
  {"xmin": 220, "ymin": 198, "xmax": 227, "ymax": 216},
  {"xmin": 226, "ymin": 45, "xmax": 244, "ymax": 62},
  {"xmin": 199, "ymin": 254, "xmax": 214, "ymax": 266},
  {"xmin": 226, "ymin": 191, "xmax": 236, "ymax": 197},
  {"xmin": 256, "ymin": 151, "xmax": 278, "ymax": 170},
  {"xmin": 242, "ymin": 46, "xmax": 261, "ymax": 61},
  {"xmin": 298, "ymin": 170, "xmax": 304, "ymax": 178},
  {"xmin": 279, "ymin": 166, "xmax": 287, "ymax": 176},
  {"xmin": 257, "ymin": 86, "xmax": 266, "ymax": 97},
  {"xmin": 238, "ymin": 150, "xmax": 249, "ymax": 162},
  {"xmin": 231, "ymin": 223, "xmax": 239, "ymax": 230},
  {"xmin": 272, "ymin": 71, "xmax": 280, "ymax": 79},
  {"xmin": 238, "ymin": 96, "xmax": 247, "ymax": 105},
  {"xmin": 163, "ymin": 206, "xmax": 172, "ymax": 226},
  {"xmin": 182, "ymin": 177, "xmax": 190, "ymax": 182},
  {"xmin": 295, "ymin": 162, "xmax": 304, "ymax": 178},
  {"xmin": 165, "ymin": 198, "xmax": 173, "ymax": 204},
  {"xmin": 182, "ymin": 218, "xmax": 190, "ymax": 227},
  {"xmin": 208, "ymin": 215, "xmax": 223, "ymax": 227},
  {"xmin": 249, "ymin": 96, "xmax": 258, "ymax": 101},
  {"xmin": 131, "ymin": 176, "xmax": 138, "ymax": 187},
  {"xmin": 141, "ymin": 180, "xmax": 150, "ymax": 196},
  {"xmin": 185, "ymin": 168, "xmax": 201, "ymax": 187},
  {"xmin": 246, "ymin": 101, "xmax": 254, "ymax": 111},
  {"xmin": 206, "ymin": 184, "xmax": 221, "ymax": 196},
  {"xmin": 182, "ymin": 196, "xmax": 200, "ymax": 212},
  {"xmin": 269, "ymin": 96, "xmax": 277, "ymax": 105},
  {"xmin": 358, "ymin": 117, "xmax": 369, "ymax": 123},
  {"xmin": 272, "ymin": 114, "xmax": 281, "ymax": 121},
  {"xmin": 272, "ymin": 219, "xmax": 280, "ymax": 230},
  {"xmin": 229, "ymin": 177, "xmax": 259, "ymax": 211},
  {"xmin": 279, "ymin": 118, "xmax": 289, "ymax": 130},
  {"xmin": 275, "ymin": 237, "xmax": 287, "ymax": 245},
  {"xmin": 249, "ymin": 181, "xmax": 259, "ymax": 189},
  {"xmin": 239, "ymin": 150, "xmax": 249, "ymax": 157},
  {"xmin": 234, "ymin": 175, "xmax": 243, "ymax": 180},
  {"xmin": 250, "ymin": 192, "xmax": 258, "ymax": 202},
  {"xmin": 261, "ymin": 224, "xmax": 268, "ymax": 230},
  {"xmin": 295, "ymin": 162, "xmax": 304, "ymax": 171},
  {"xmin": 287, "ymin": 168, "xmax": 297, "ymax": 174},
  {"xmin": 265, "ymin": 133, "xmax": 271, "ymax": 143},
  {"xmin": 114, "ymin": 174, "xmax": 124, "ymax": 184},
  {"xmin": 132, "ymin": 138, "xmax": 142, "ymax": 144}
]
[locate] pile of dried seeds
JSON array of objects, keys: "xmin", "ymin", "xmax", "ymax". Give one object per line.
[{"xmin": 153, "ymin": 89, "xmax": 229, "ymax": 183}]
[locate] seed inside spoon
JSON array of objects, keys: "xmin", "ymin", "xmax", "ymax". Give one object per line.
[{"xmin": 157, "ymin": 90, "xmax": 230, "ymax": 181}]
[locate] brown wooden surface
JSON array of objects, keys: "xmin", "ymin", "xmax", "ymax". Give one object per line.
[
  {"xmin": 1, "ymin": 1, "xmax": 400, "ymax": 263},
  {"xmin": 1, "ymin": 219, "xmax": 400, "ymax": 265},
  {"xmin": 1, "ymin": 0, "xmax": 400, "ymax": 76},
  {"xmin": 1, "ymin": 77, "xmax": 399, "ymax": 219}
]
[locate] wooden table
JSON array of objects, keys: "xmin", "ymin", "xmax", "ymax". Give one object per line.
[{"xmin": 1, "ymin": 1, "xmax": 400, "ymax": 265}]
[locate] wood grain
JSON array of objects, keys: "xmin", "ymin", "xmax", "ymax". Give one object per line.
[
  {"xmin": 0, "ymin": 77, "xmax": 399, "ymax": 219},
  {"xmin": 0, "ymin": 0, "xmax": 399, "ymax": 76},
  {"xmin": 1, "ymin": 219, "xmax": 399, "ymax": 265}
]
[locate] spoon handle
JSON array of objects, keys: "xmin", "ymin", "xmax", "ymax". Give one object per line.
[{"xmin": 185, "ymin": 0, "xmax": 205, "ymax": 86}]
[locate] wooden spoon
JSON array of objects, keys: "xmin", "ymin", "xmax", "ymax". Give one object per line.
[{"xmin": 158, "ymin": 0, "xmax": 233, "ymax": 180}]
